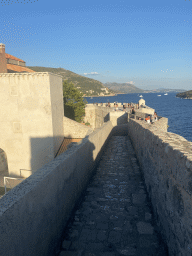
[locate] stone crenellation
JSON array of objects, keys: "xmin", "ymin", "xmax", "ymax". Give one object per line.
[
  {"xmin": 84, "ymin": 104, "xmax": 112, "ymax": 129},
  {"xmin": 84, "ymin": 103, "xmax": 156, "ymax": 130},
  {"xmin": 0, "ymin": 72, "xmax": 63, "ymax": 78}
]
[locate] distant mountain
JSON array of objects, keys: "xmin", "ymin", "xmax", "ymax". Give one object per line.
[
  {"xmin": 27, "ymin": 66, "xmax": 116, "ymax": 96},
  {"xmin": 104, "ymin": 83, "xmax": 185, "ymax": 94},
  {"xmin": 157, "ymin": 88, "xmax": 186, "ymax": 92},
  {"xmin": 105, "ymin": 82, "xmax": 144, "ymax": 93},
  {"xmin": 143, "ymin": 88, "xmax": 187, "ymax": 93},
  {"xmin": 176, "ymin": 90, "xmax": 192, "ymax": 99}
]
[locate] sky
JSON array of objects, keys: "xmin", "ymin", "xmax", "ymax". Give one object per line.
[{"xmin": 0, "ymin": 0, "xmax": 191, "ymax": 90}]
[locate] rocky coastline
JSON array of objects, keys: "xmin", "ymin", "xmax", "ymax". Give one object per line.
[{"xmin": 176, "ymin": 90, "xmax": 192, "ymax": 99}]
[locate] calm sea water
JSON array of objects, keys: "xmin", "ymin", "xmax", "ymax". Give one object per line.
[{"xmin": 84, "ymin": 93, "xmax": 192, "ymax": 142}]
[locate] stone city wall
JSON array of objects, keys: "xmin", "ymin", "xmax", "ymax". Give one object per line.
[
  {"xmin": 152, "ymin": 116, "xmax": 168, "ymax": 132},
  {"xmin": 0, "ymin": 121, "xmax": 114, "ymax": 256},
  {"xmin": 85, "ymin": 103, "xmax": 156, "ymax": 130},
  {"xmin": 127, "ymin": 118, "xmax": 192, "ymax": 256},
  {"xmin": 131, "ymin": 110, "xmax": 146, "ymax": 120},
  {"xmin": 136, "ymin": 106, "xmax": 155, "ymax": 115},
  {"xmin": 97, "ymin": 102, "xmax": 123, "ymax": 108},
  {"xmin": 109, "ymin": 111, "xmax": 128, "ymax": 126},
  {"xmin": 84, "ymin": 104, "xmax": 112, "ymax": 129},
  {"xmin": 63, "ymin": 116, "xmax": 93, "ymax": 138}
]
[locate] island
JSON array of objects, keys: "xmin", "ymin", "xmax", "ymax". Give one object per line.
[{"xmin": 176, "ymin": 90, "xmax": 192, "ymax": 99}]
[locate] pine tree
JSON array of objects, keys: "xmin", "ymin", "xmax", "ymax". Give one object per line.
[{"xmin": 63, "ymin": 80, "xmax": 87, "ymax": 123}]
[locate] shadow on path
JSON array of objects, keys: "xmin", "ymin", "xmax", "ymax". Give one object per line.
[{"xmin": 56, "ymin": 135, "xmax": 169, "ymax": 256}]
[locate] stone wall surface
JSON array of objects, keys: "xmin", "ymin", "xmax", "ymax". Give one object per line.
[
  {"xmin": 127, "ymin": 118, "xmax": 192, "ymax": 256},
  {"xmin": 63, "ymin": 116, "xmax": 93, "ymax": 138},
  {"xmin": 0, "ymin": 121, "xmax": 113, "ymax": 256},
  {"xmin": 85, "ymin": 104, "xmax": 156, "ymax": 130},
  {"xmin": 84, "ymin": 104, "xmax": 112, "ymax": 129},
  {"xmin": 0, "ymin": 72, "xmax": 64, "ymax": 177},
  {"xmin": 153, "ymin": 116, "xmax": 168, "ymax": 132},
  {"xmin": 110, "ymin": 111, "xmax": 128, "ymax": 126},
  {"xmin": 136, "ymin": 106, "xmax": 155, "ymax": 115},
  {"xmin": 130, "ymin": 110, "xmax": 146, "ymax": 120},
  {"xmin": 0, "ymin": 149, "xmax": 8, "ymax": 172}
]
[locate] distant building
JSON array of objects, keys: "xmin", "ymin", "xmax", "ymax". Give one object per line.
[
  {"xmin": 101, "ymin": 87, "xmax": 109, "ymax": 93},
  {"xmin": 138, "ymin": 99, "xmax": 145, "ymax": 106},
  {"xmin": 0, "ymin": 43, "xmax": 35, "ymax": 73}
]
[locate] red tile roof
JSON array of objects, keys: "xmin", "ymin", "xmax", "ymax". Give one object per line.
[
  {"xmin": 7, "ymin": 64, "xmax": 35, "ymax": 73},
  {"xmin": 5, "ymin": 53, "xmax": 25, "ymax": 63}
]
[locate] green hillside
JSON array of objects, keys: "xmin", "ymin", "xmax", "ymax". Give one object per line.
[
  {"xmin": 176, "ymin": 90, "xmax": 192, "ymax": 99},
  {"xmin": 27, "ymin": 66, "xmax": 116, "ymax": 96}
]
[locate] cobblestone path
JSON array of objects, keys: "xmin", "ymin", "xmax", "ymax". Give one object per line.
[{"xmin": 57, "ymin": 136, "xmax": 169, "ymax": 256}]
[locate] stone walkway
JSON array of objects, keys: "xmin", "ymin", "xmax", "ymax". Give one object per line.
[{"xmin": 56, "ymin": 136, "xmax": 169, "ymax": 256}]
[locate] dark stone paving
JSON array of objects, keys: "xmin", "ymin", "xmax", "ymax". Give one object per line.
[{"xmin": 57, "ymin": 136, "xmax": 169, "ymax": 256}]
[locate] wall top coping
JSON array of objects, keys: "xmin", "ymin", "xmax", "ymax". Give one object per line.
[
  {"xmin": 0, "ymin": 120, "xmax": 113, "ymax": 214},
  {"xmin": 63, "ymin": 116, "xmax": 93, "ymax": 131},
  {"xmin": 86, "ymin": 103, "xmax": 152, "ymax": 107},
  {"xmin": 130, "ymin": 118, "xmax": 192, "ymax": 156},
  {"xmin": 110, "ymin": 112, "xmax": 128, "ymax": 116},
  {"xmin": 86, "ymin": 103, "xmax": 129, "ymax": 107},
  {"xmin": 85, "ymin": 104, "xmax": 111, "ymax": 109},
  {"xmin": 137, "ymin": 105, "xmax": 153, "ymax": 109},
  {"xmin": 0, "ymin": 72, "xmax": 63, "ymax": 78}
]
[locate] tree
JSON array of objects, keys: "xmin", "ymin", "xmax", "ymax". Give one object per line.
[{"xmin": 63, "ymin": 80, "xmax": 87, "ymax": 123}]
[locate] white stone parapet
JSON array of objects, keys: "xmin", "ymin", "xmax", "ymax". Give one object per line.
[{"xmin": 0, "ymin": 71, "xmax": 63, "ymax": 78}]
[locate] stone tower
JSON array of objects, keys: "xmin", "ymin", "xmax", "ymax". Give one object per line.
[
  {"xmin": 0, "ymin": 43, "xmax": 7, "ymax": 73},
  {"xmin": 138, "ymin": 98, "xmax": 145, "ymax": 106}
]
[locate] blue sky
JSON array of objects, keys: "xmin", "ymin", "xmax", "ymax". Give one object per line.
[{"xmin": 0, "ymin": 0, "xmax": 191, "ymax": 90}]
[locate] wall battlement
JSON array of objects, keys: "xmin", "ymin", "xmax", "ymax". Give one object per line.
[
  {"xmin": 0, "ymin": 71, "xmax": 63, "ymax": 78},
  {"xmin": 127, "ymin": 118, "xmax": 192, "ymax": 256}
]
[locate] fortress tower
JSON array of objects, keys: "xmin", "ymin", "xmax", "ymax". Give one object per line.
[{"xmin": 0, "ymin": 43, "xmax": 7, "ymax": 73}]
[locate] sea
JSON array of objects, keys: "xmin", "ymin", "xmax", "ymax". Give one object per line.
[{"xmin": 84, "ymin": 92, "xmax": 192, "ymax": 143}]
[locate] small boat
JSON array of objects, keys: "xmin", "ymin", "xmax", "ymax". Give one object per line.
[
  {"xmin": 157, "ymin": 95, "xmax": 161, "ymax": 96},
  {"xmin": 139, "ymin": 95, "xmax": 143, "ymax": 97},
  {"xmin": 164, "ymin": 93, "xmax": 168, "ymax": 95}
]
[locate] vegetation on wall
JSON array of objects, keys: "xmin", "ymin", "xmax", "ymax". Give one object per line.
[{"xmin": 63, "ymin": 80, "xmax": 87, "ymax": 123}]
